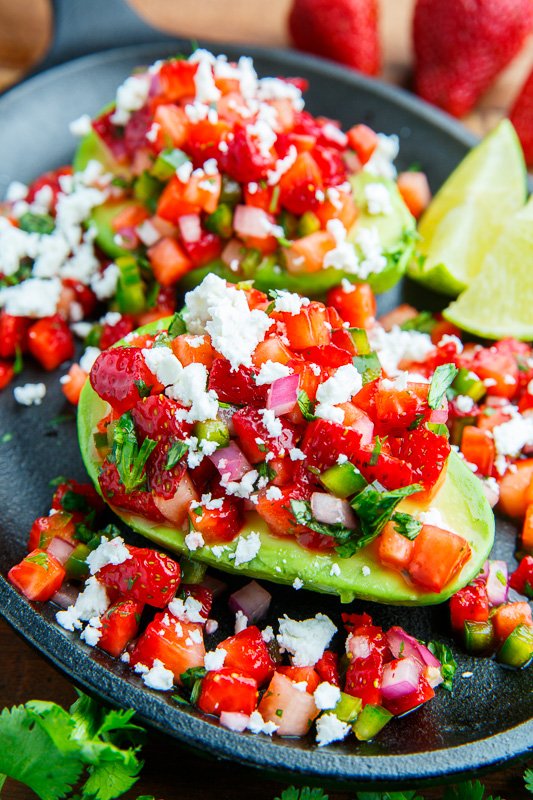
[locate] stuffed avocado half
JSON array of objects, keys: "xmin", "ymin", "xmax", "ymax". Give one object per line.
[
  {"xmin": 71, "ymin": 46, "xmax": 417, "ymax": 304},
  {"xmin": 77, "ymin": 282, "xmax": 494, "ymax": 607}
]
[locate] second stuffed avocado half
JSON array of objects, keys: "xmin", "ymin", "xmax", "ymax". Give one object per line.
[
  {"xmin": 77, "ymin": 312, "xmax": 494, "ymax": 607},
  {"xmin": 73, "ymin": 127, "xmax": 416, "ymax": 299}
]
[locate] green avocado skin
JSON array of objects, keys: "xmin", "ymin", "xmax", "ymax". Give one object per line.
[
  {"xmin": 74, "ymin": 134, "xmax": 415, "ymax": 298},
  {"xmin": 77, "ymin": 319, "xmax": 494, "ymax": 606}
]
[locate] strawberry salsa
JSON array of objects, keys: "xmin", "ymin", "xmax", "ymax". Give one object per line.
[
  {"xmin": 7, "ymin": 478, "xmax": 457, "ymax": 747},
  {"xmin": 81, "ymin": 273, "xmax": 484, "ymax": 598},
  {"xmin": 0, "ymin": 49, "xmax": 422, "ymax": 397}
]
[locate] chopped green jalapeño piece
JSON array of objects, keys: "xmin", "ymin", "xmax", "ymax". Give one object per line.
[
  {"xmin": 319, "ymin": 461, "xmax": 367, "ymax": 498},
  {"xmin": 151, "ymin": 148, "xmax": 189, "ymax": 181},
  {"xmin": 193, "ymin": 419, "xmax": 230, "ymax": 449}
]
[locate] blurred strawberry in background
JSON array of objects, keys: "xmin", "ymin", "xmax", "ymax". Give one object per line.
[
  {"xmin": 288, "ymin": 0, "xmax": 380, "ymax": 75},
  {"xmin": 413, "ymin": 0, "xmax": 533, "ymax": 117},
  {"xmin": 510, "ymin": 67, "xmax": 533, "ymax": 165}
]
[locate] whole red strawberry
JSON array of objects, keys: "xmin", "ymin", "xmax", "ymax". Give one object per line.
[
  {"xmin": 413, "ymin": 0, "xmax": 533, "ymax": 117},
  {"xmin": 510, "ymin": 68, "xmax": 533, "ymax": 166},
  {"xmin": 289, "ymin": 0, "xmax": 380, "ymax": 76}
]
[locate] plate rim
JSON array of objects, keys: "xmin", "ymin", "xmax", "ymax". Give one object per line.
[{"xmin": 0, "ymin": 39, "xmax": 531, "ymax": 786}]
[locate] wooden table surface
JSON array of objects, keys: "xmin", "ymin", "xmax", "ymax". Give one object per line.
[{"xmin": 0, "ymin": 1, "xmax": 531, "ymax": 797}]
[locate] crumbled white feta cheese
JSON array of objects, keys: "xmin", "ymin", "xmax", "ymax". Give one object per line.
[
  {"xmin": 362, "ymin": 565, "xmax": 371, "ymax": 577},
  {"xmin": 289, "ymin": 447, "xmax": 305, "ymax": 462},
  {"xmin": 204, "ymin": 648, "xmax": 227, "ymax": 671},
  {"xmin": 0, "ymin": 276, "xmax": 61, "ymax": 317},
  {"xmin": 166, "ymin": 362, "xmax": 219, "ymax": 423},
  {"xmin": 314, "ymin": 682, "xmax": 341, "ymax": 710},
  {"xmin": 277, "ymin": 613, "xmax": 336, "ymax": 666},
  {"xmin": 79, "ymin": 346, "xmax": 101, "ymax": 374},
  {"xmin": 265, "ymin": 485, "xmax": 283, "ymax": 501},
  {"xmin": 315, "ymin": 364, "xmax": 362, "ymax": 423},
  {"xmin": 418, "ymin": 508, "xmax": 445, "ymax": 528},
  {"xmin": 368, "ymin": 324, "xmax": 434, "ymax": 376},
  {"xmin": 235, "ymin": 610, "xmax": 248, "ymax": 633},
  {"xmin": 142, "ymin": 659, "xmax": 174, "ymax": 691},
  {"xmin": 184, "ymin": 531, "xmax": 205, "ymax": 552},
  {"xmin": 233, "ymin": 532, "xmax": 262, "ymax": 567},
  {"xmin": 493, "ymin": 415, "xmax": 533, "ymax": 458},
  {"xmin": 256, "ymin": 360, "xmax": 292, "ymax": 385},
  {"xmin": 190, "ymin": 49, "xmax": 221, "ymax": 104},
  {"xmin": 91, "ymin": 263, "xmax": 120, "ymax": 300},
  {"xmin": 260, "ymin": 407, "xmax": 283, "ymax": 438},
  {"xmin": 80, "ymin": 617, "xmax": 102, "ymax": 647},
  {"xmin": 13, "ymin": 382, "xmax": 46, "ymax": 406},
  {"xmin": 323, "ymin": 219, "xmax": 360, "ymax": 274},
  {"xmin": 57, "ymin": 576, "xmax": 110, "ymax": 631},
  {"xmin": 364, "ymin": 133, "xmax": 399, "ymax": 180},
  {"xmin": 261, "ymin": 626, "xmax": 274, "ymax": 643},
  {"xmin": 110, "ymin": 74, "xmax": 151, "ymax": 126},
  {"xmin": 5, "ymin": 181, "xmax": 28, "ymax": 202},
  {"xmin": 168, "ymin": 596, "xmax": 205, "ymax": 624},
  {"xmin": 315, "ymin": 713, "xmax": 351, "ymax": 746},
  {"xmin": 272, "ymin": 289, "xmax": 310, "ymax": 315},
  {"xmin": 330, "ymin": 563, "xmax": 341, "ymax": 577},
  {"xmin": 247, "ymin": 710, "xmax": 279, "ymax": 735},
  {"xmin": 120, "ymin": 651, "xmax": 131, "ymax": 663},
  {"xmin": 292, "ymin": 577, "xmax": 304, "ymax": 590},
  {"xmin": 142, "ymin": 346, "xmax": 183, "ymax": 386},
  {"xmin": 86, "ymin": 536, "xmax": 131, "ymax": 575},
  {"xmin": 364, "ymin": 182, "xmax": 392, "ymax": 215},
  {"xmin": 69, "ymin": 114, "xmax": 93, "ymax": 137},
  {"xmin": 455, "ymin": 394, "xmax": 475, "ymax": 414}
]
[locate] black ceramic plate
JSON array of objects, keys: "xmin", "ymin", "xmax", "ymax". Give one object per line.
[{"xmin": 0, "ymin": 36, "xmax": 532, "ymax": 790}]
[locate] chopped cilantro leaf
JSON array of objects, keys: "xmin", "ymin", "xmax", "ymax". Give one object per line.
[
  {"xmin": 290, "ymin": 499, "xmax": 357, "ymax": 558},
  {"xmin": 352, "ymin": 352, "xmax": 382, "ymax": 384},
  {"xmin": 166, "ymin": 439, "xmax": 189, "ymax": 470},
  {"xmin": 26, "ymin": 552, "xmax": 50, "ymax": 570},
  {"xmin": 391, "ymin": 512, "xmax": 422, "ymax": 540},
  {"xmin": 350, "ymin": 483, "xmax": 422, "ymax": 550},
  {"xmin": 18, "ymin": 211, "xmax": 55, "ymax": 235},
  {"xmin": 428, "ymin": 641, "xmax": 457, "ymax": 693},
  {"xmin": 297, "ymin": 390, "xmax": 316, "ymax": 421},
  {"xmin": 134, "ymin": 379, "xmax": 152, "ymax": 398},
  {"xmin": 258, "ymin": 459, "xmax": 276, "ymax": 481},
  {"xmin": 369, "ymin": 435, "xmax": 387, "ymax": 466},
  {"xmin": 168, "ymin": 311, "xmax": 187, "ymax": 338},
  {"xmin": 112, "ymin": 412, "xmax": 157, "ymax": 493},
  {"xmin": 428, "ymin": 364, "xmax": 458, "ymax": 410},
  {"xmin": 400, "ymin": 311, "xmax": 435, "ymax": 334},
  {"xmin": 524, "ymin": 768, "xmax": 533, "ymax": 794},
  {"xmin": 277, "ymin": 789, "xmax": 329, "ymax": 800},
  {"xmin": 13, "ymin": 347, "xmax": 23, "ymax": 375},
  {"xmin": 61, "ymin": 490, "xmax": 91, "ymax": 514}
]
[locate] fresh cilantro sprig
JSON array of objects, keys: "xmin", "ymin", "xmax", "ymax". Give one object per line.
[
  {"xmin": 0, "ymin": 692, "xmax": 145, "ymax": 800},
  {"xmin": 297, "ymin": 390, "xmax": 316, "ymax": 421},
  {"xmin": 165, "ymin": 439, "xmax": 189, "ymax": 470},
  {"xmin": 525, "ymin": 768, "xmax": 533, "ymax": 794},
  {"xmin": 428, "ymin": 641, "xmax": 457, "ymax": 693},
  {"xmin": 391, "ymin": 512, "xmax": 422, "ymax": 540},
  {"xmin": 428, "ymin": 363, "xmax": 458, "ymax": 410},
  {"xmin": 167, "ymin": 311, "xmax": 187, "ymax": 338},
  {"xmin": 290, "ymin": 499, "xmax": 356, "ymax": 558},
  {"xmin": 350, "ymin": 482, "xmax": 422, "ymax": 550},
  {"xmin": 277, "ymin": 788, "xmax": 329, "ymax": 800},
  {"xmin": 111, "ymin": 413, "xmax": 157, "ymax": 493}
]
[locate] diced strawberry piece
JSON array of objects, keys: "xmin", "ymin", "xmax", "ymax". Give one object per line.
[
  {"xmin": 98, "ymin": 599, "xmax": 144, "ymax": 657},
  {"xmin": 27, "ymin": 315, "xmax": 74, "ymax": 371},
  {"xmin": 130, "ymin": 612, "xmax": 205, "ymax": 681},
  {"xmin": 218, "ymin": 626, "xmax": 275, "ymax": 685},
  {"xmin": 99, "ymin": 314, "xmax": 136, "ymax": 350},
  {"xmin": 345, "ymin": 649, "xmax": 383, "ymax": 707},
  {"xmin": 90, "ymin": 347, "xmax": 161, "ymax": 414},
  {"xmin": 397, "ymin": 171, "xmax": 431, "ymax": 219},
  {"xmin": 97, "ymin": 545, "xmax": 180, "ymax": 607},
  {"xmin": 28, "ymin": 512, "xmax": 77, "ymax": 552},
  {"xmin": 124, "ymin": 107, "xmax": 152, "ymax": 157},
  {"xmin": 460, "ymin": 426, "xmax": 495, "ymax": 476},
  {"xmin": 198, "ymin": 669, "xmax": 258, "ymax": 716},
  {"xmin": 279, "ymin": 152, "xmax": 323, "ymax": 215},
  {"xmin": 0, "ymin": 361, "xmax": 14, "ymax": 390},
  {"xmin": 509, "ymin": 555, "xmax": 533, "ymax": 598},
  {"xmin": 148, "ymin": 236, "xmax": 193, "ymax": 286},
  {"xmin": 382, "ymin": 676, "xmax": 435, "ymax": 716},
  {"xmin": 51, "ymin": 478, "xmax": 104, "ymax": 518},
  {"xmin": 347, "ymin": 124, "xmax": 378, "ymax": 164},
  {"xmin": 93, "ymin": 110, "xmax": 129, "ymax": 161},
  {"xmin": 312, "ymin": 145, "xmax": 347, "ymax": 185},
  {"xmin": 256, "ymin": 483, "xmax": 312, "ymax": 538},
  {"xmin": 222, "ymin": 124, "xmax": 275, "ymax": 183},
  {"xmin": 232, "ymin": 406, "xmax": 299, "ymax": 463},
  {"xmin": 8, "ymin": 548, "xmax": 65, "ymax": 602},
  {"xmin": 282, "ymin": 302, "xmax": 331, "ymax": 349},
  {"xmin": 469, "ymin": 346, "xmax": 519, "ymax": 399},
  {"xmin": 132, "ymin": 395, "xmax": 192, "ymax": 441},
  {"xmin": 408, "ymin": 525, "xmax": 471, "ymax": 593},
  {"xmin": 314, "ymin": 650, "xmax": 340, "ymax": 687},
  {"xmin": 62, "ymin": 364, "xmax": 88, "ymax": 406},
  {"xmin": 26, "ymin": 166, "xmax": 72, "ymax": 210},
  {"xmin": 327, "ymin": 283, "xmax": 376, "ymax": 329},
  {"xmin": 301, "ymin": 343, "xmax": 353, "ymax": 368},
  {"xmin": 188, "ymin": 495, "xmax": 244, "ymax": 544},
  {"xmin": 158, "ymin": 59, "xmax": 197, "ymax": 100},
  {"xmin": 146, "ymin": 440, "xmax": 188, "ymax": 499},
  {"xmin": 184, "ymin": 118, "xmax": 232, "ymax": 167},
  {"xmin": 449, "ymin": 580, "xmax": 489, "ymax": 634},
  {"xmin": 208, "ymin": 359, "xmax": 267, "ymax": 405},
  {"xmin": 0, "ymin": 312, "xmax": 29, "ymax": 358},
  {"xmin": 277, "ymin": 665, "xmax": 320, "ymax": 693},
  {"xmin": 390, "ymin": 426, "xmax": 450, "ymax": 490},
  {"xmin": 301, "ymin": 418, "xmax": 370, "ymax": 471},
  {"xmin": 99, "ymin": 460, "xmax": 166, "ymax": 522}
]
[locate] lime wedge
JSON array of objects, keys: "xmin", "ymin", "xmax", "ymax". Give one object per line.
[
  {"xmin": 409, "ymin": 120, "xmax": 527, "ymax": 296},
  {"xmin": 443, "ymin": 196, "xmax": 533, "ymax": 340}
]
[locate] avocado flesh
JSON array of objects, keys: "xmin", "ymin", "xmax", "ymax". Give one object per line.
[
  {"xmin": 74, "ymin": 131, "xmax": 415, "ymax": 297},
  {"xmin": 77, "ymin": 318, "xmax": 494, "ymax": 605}
]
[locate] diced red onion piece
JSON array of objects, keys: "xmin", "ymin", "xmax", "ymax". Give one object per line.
[
  {"xmin": 381, "ymin": 657, "xmax": 422, "ymax": 701},
  {"xmin": 233, "ymin": 205, "xmax": 274, "ymax": 240},
  {"xmin": 220, "ymin": 711, "xmax": 250, "ymax": 732},
  {"xmin": 51, "ymin": 582, "xmax": 80, "ymax": 609},
  {"xmin": 267, "ymin": 374, "xmax": 300, "ymax": 417},
  {"xmin": 178, "ymin": 213, "xmax": 202, "ymax": 243},
  {"xmin": 47, "ymin": 537, "xmax": 75, "ymax": 565},
  {"xmin": 486, "ymin": 560, "xmax": 509, "ymax": 607},
  {"xmin": 209, "ymin": 442, "xmax": 251, "ymax": 481},
  {"xmin": 229, "ymin": 580, "xmax": 272, "ymax": 623},
  {"xmin": 386, "ymin": 626, "xmax": 441, "ymax": 669},
  {"xmin": 310, "ymin": 492, "xmax": 356, "ymax": 528},
  {"xmin": 201, "ymin": 574, "xmax": 228, "ymax": 598},
  {"xmin": 136, "ymin": 219, "xmax": 162, "ymax": 247},
  {"xmin": 221, "ymin": 239, "xmax": 245, "ymax": 272}
]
